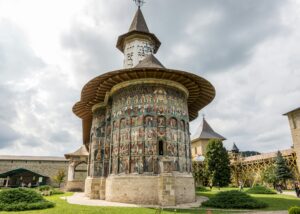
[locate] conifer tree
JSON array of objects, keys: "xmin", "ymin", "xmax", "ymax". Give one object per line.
[
  {"xmin": 275, "ymin": 151, "xmax": 293, "ymax": 188},
  {"xmin": 205, "ymin": 139, "xmax": 231, "ymax": 187}
]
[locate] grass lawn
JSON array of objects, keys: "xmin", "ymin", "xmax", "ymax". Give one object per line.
[
  {"xmin": 0, "ymin": 192, "xmax": 242, "ymax": 214},
  {"xmin": 0, "ymin": 187, "xmax": 299, "ymax": 213},
  {"xmin": 197, "ymin": 187, "xmax": 300, "ymax": 211}
]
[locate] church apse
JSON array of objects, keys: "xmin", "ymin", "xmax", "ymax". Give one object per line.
[{"xmin": 72, "ymin": 3, "xmax": 215, "ymax": 205}]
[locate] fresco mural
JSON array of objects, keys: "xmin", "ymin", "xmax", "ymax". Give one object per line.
[{"xmin": 88, "ymin": 84, "xmax": 191, "ymax": 176}]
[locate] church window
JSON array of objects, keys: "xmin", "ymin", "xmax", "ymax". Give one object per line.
[{"xmin": 159, "ymin": 140, "xmax": 164, "ymax": 155}]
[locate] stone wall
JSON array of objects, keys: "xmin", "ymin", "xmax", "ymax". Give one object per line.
[
  {"xmin": 106, "ymin": 175, "xmax": 159, "ymax": 204},
  {"xmin": 104, "ymin": 173, "xmax": 195, "ymax": 205},
  {"xmin": 0, "ymin": 159, "xmax": 68, "ymax": 185},
  {"xmin": 65, "ymin": 180, "xmax": 85, "ymax": 192}
]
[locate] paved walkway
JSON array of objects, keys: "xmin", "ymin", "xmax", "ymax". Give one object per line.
[
  {"xmin": 63, "ymin": 193, "xmax": 290, "ymax": 213},
  {"xmin": 282, "ymin": 191, "xmax": 298, "ymax": 197},
  {"xmin": 243, "ymin": 211, "xmax": 287, "ymax": 214},
  {"xmin": 63, "ymin": 192, "xmax": 208, "ymax": 208}
]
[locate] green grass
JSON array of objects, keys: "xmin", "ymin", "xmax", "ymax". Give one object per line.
[
  {"xmin": 0, "ymin": 192, "xmax": 244, "ymax": 214},
  {"xmin": 1, "ymin": 187, "xmax": 299, "ymax": 213},
  {"xmin": 197, "ymin": 187, "xmax": 300, "ymax": 211}
]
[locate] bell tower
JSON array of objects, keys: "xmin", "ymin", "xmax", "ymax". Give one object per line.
[{"xmin": 116, "ymin": 5, "xmax": 161, "ymax": 68}]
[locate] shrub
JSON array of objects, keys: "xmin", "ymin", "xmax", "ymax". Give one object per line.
[
  {"xmin": 0, "ymin": 188, "xmax": 55, "ymax": 211},
  {"xmin": 38, "ymin": 185, "xmax": 65, "ymax": 195},
  {"xmin": 289, "ymin": 207, "xmax": 300, "ymax": 214},
  {"xmin": 246, "ymin": 185, "xmax": 276, "ymax": 194},
  {"xmin": 38, "ymin": 185, "xmax": 52, "ymax": 191},
  {"xmin": 202, "ymin": 190, "xmax": 268, "ymax": 209},
  {"xmin": 52, "ymin": 189, "xmax": 64, "ymax": 195}
]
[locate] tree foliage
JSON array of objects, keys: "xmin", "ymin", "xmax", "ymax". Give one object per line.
[
  {"xmin": 205, "ymin": 139, "xmax": 231, "ymax": 187},
  {"xmin": 52, "ymin": 169, "xmax": 66, "ymax": 188},
  {"xmin": 192, "ymin": 161, "xmax": 209, "ymax": 186},
  {"xmin": 261, "ymin": 164, "xmax": 277, "ymax": 188},
  {"xmin": 275, "ymin": 151, "xmax": 293, "ymax": 184}
]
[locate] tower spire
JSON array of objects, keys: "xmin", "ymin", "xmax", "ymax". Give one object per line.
[{"xmin": 116, "ymin": 3, "xmax": 161, "ymax": 68}]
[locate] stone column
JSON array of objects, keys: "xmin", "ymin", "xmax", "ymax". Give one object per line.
[
  {"xmin": 5, "ymin": 176, "xmax": 9, "ymax": 187},
  {"xmin": 68, "ymin": 162, "xmax": 75, "ymax": 181}
]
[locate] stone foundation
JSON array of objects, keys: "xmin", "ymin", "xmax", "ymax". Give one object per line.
[
  {"xmin": 65, "ymin": 180, "xmax": 85, "ymax": 192},
  {"xmin": 84, "ymin": 177, "xmax": 106, "ymax": 199},
  {"xmin": 104, "ymin": 172, "xmax": 195, "ymax": 205}
]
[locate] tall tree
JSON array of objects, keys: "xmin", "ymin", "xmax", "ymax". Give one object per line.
[
  {"xmin": 205, "ymin": 139, "xmax": 231, "ymax": 187},
  {"xmin": 275, "ymin": 151, "xmax": 293, "ymax": 188},
  {"xmin": 261, "ymin": 164, "xmax": 277, "ymax": 189}
]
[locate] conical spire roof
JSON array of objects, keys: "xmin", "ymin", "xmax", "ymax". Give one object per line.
[
  {"xmin": 116, "ymin": 8, "xmax": 161, "ymax": 53},
  {"xmin": 231, "ymin": 143, "xmax": 239, "ymax": 153},
  {"xmin": 129, "ymin": 8, "xmax": 149, "ymax": 33},
  {"xmin": 192, "ymin": 117, "xmax": 226, "ymax": 140},
  {"xmin": 135, "ymin": 54, "xmax": 165, "ymax": 68}
]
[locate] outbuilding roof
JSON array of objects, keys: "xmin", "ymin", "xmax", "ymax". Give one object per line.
[
  {"xmin": 192, "ymin": 118, "xmax": 226, "ymax": 141},
  {"xmin": 283, "ymin": 107, "xmax": 300, "ymax": 115},
  {"xmin": 0, "ymin": 168, "xmax": 48, "ymax": 178},
  {"xmin": 231, "ymin": 143, "xmax": 239, "ymax": 153},
  {"xmin": 64, "ymin": 145, "xmax": 89, "ymax": 159}
]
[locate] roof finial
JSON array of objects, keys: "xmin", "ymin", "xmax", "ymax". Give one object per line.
[
  {"xmin": 133, "ymin": 0, "xmax": 145, "ymax": 8},
  {"xmin": 202, "ymin": 114, "xmax": 206, "ymax": 119}
]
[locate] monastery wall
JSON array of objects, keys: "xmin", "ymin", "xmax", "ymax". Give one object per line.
[{"xmin": 0, "ymin": 159, "xmax": 69, "ymax": 184}]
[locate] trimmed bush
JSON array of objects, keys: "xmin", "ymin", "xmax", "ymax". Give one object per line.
[
  {"xmin": 246, "ymin": 185, "xmax": 276, "ymax": 194},
  {"xmin": 0, "ymin": 188, "xmax": 55, "ymax": 211},
  {"xmin": 38, "ymin": 185, "xmax": 52, "ymax": 191},
  {"xmin": 202, "ymin": 190, "xmax": 268, "ymax": 209},
  {"xmin": 289, "ymin": 206, "xmax": 300, "ymax": 214}
]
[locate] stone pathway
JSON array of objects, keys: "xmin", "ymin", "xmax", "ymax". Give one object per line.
[
  {"xmin": 62, "ymin": 193, "xmax": 290, "ymax": 213},
  {"xmin": 282, "ymin": 191, "xmax": 297, "ymax": 197},
  {"xmin": 63, "ymin": 192, "xmax": 208, "ymax": 208}
]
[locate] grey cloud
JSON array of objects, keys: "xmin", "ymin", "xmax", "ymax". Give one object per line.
[
  {"xmin": 0, "ymin": 121, "xmax": 20, "ymax": 148},
  {"xmin": 139, "ymin": 0, "xmax": 285, "ymax": 73},
  {"xmin": 0, "ymin": 19, "xmax": 45, "ymax": 82}
]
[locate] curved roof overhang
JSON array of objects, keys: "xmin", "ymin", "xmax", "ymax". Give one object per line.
[{"xmin": 73, "ymin": 67, "xmax": 215, "ymax": 146}]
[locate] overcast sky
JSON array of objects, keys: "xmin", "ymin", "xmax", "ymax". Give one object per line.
[{"xmin": 0, "ymin": 0, "xmax": 299, "ymax": 156}]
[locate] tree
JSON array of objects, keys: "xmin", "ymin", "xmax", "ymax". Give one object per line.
[
  {"xmin": 192, "ymin": 161, "xmax": 209, "ymax": 186},
  {"xmin": 275, "ymin": 151, "xmax": 293, "ymax": 188},
  {"xmin": 261, "ymin": 165, "xmax": 277, "ymax": 189},
  {"xmin": 52, "ymin": 169, "xmax": 66, "ymax": 188},
  {"xmin": 205, "ymin": 139, "xmax": 231, "ymax": 187}
]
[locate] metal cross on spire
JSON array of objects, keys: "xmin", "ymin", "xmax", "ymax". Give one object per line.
[{"xmin": 133, "ymin": 0, "xmax": 145, "ymax": 8}]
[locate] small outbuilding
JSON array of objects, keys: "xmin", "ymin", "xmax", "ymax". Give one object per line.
[{"xmin": 0, "ymin": 168, "xmax": 48, "ymax": 187}]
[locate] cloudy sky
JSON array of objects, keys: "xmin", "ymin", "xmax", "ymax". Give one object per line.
[{"xmin": 0, "ymin": 0, "xmax": 299, "ymax": 156}]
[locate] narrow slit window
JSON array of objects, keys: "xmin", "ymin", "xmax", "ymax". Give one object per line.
[{"xmin": 159, "ymin": 140, "xmax": 164, "ymax": 155}]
